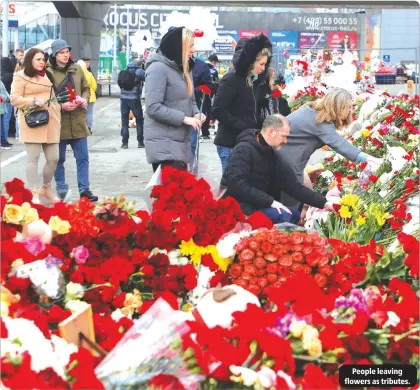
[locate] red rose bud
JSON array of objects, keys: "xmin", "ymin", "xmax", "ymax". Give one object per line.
[
  {"xmin": 194, "ymin": 29, "xmax": 204, "ymax": 37},
  {"xmin": 272, "ymin": 89, "xmax": 282, "ymax": 99},
  {"xmin": 369, "ymin": 175, "xmax": 379, "ymax": 183},
  {"xmin": 198, "ymin": 85, "xmax": 212, "ymax": 95},
  {"xmin": 332, "ymin": 203, "xmax": 341, "ymax": 212}
]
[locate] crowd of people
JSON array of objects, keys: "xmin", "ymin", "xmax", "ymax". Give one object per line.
[{"xmin": 0, "ymin": 29, "xmax": 382, "ymax": 226}]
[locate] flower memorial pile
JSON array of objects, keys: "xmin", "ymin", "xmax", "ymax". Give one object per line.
[
  {"xmin": 1, "ymin": 131, "xmax": 419, "ymax": 388},
  {"xmin": 308, "ymin": 94, "xmax": 419, "ymax": 249},
  {"xmin": 288, "ymin": 86, "xmax": 326, "ymax": 112}
]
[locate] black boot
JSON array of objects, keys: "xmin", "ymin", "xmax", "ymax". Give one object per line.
[{"xmin": 80, "ymin": 190, "xmax": 99, "ymax": 202}]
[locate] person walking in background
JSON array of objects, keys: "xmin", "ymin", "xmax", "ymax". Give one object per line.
[
  {"xmin": 10, "ymin": 48, "xmax": 62, "ymax": 204},
  {"xmin": 0, "ymin": 80, "xmax": 10, "ymax": 150},
  {"xmin": 278, "ymin": 88, "xmax": 382, "ymax": 209},
  {"xmin": 82, "ymin": 58, "xmax": 94, "ymax": 76},
  {"xmin": 191, "ymin": 55, "xmax": 214, "ymax": 159},
  {"xmin": 118, "ymin": 59, "xmax": 145, "ymax": 149},
  {"xmin": 144, "ymin": 26, "xmax": 204, "ymax": 173},
  {"xmin": 13, "ymin": 49, "xmax": 25, "ymax": 72},
  {"xmin": 77, "ymin": 60, "xmax": 97, "ymax": 132},
  {"xmin": 200, "ymin": 54, "xmax": 220, "ymax": 140},
  {"xmin": 46, "ymin": 39, "xmax": 98, "ymax": 202},
  {"xmin": 271, "ymin": 73, "xmax": 291, "ymax": 117},
  {"xmin": 213, "ymin": 34, "xmax": 273, "ymax": 172},
  {"xmin": 1, "ymin": 57, "xmax": 15, "ymax": 148}
]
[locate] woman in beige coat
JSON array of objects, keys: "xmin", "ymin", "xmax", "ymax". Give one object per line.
[{"xmin": 10, "ymin": 48, "xmax": 62, "ymax": 204}]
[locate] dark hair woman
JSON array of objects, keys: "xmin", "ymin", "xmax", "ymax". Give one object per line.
[
  {"xmin": 10, "ymin": 48, "xmax": 62, "ymax": 204},
  {"xmin": 212, "ymin": 34, "xmax": 273, "ymax": 172}
]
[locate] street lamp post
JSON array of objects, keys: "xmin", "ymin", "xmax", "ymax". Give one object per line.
[
  {"xmin": 2, "ymin": 0, "xmax": 9, "ymax": 57},
  {"xmin": 126, "ymin": 5, "xmax": 130, "ymax": 65},
  {"xmin": 112, "ymin": 3, "xmax": 118, "ymax": 80}
]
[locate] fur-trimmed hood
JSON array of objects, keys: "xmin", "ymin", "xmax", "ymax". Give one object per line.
[{"xmin": 233, "ymin": 34, "xmax": 272, "ymax": 79}]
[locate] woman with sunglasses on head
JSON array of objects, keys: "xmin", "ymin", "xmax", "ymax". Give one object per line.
[
  {"xmin": 10, "ymin": 48, "xmax": 62, "ymax": 204},
  {"xmin": 340, "ymin": 35, "xmax": 352, "ymax": 52}
]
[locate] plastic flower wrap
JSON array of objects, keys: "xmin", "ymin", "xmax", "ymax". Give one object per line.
[{"xmin": 95, "ymin": 298, "xmax": 204, "ymax": 389}]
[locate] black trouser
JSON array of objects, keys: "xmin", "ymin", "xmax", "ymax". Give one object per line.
[
  {"xmin": 152, "ymin": 160, "xmax": 188, "ymax": 173},
  {"xmin": 120, "ymin": 98, "xmax": 144, "ymax": 144}
]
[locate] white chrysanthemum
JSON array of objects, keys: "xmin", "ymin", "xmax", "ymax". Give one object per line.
[{"xmin": 320, "ymin": 171, "xmax": 334, "ymax": 180}]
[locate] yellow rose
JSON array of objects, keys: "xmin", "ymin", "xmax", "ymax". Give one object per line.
[
  {"xmin": 290, "ymin": 319, "xmax": 307, "ymax": 338},
  {"xmin": 3, "ymin": 204, "xmax": 24, "ymax": 224},
  {"xmin": 49, "ymin": 216, "xmax": 71, "ymax": 234},
  {"xmin": 21, "ymin": 202, "xmax": 39, "ymax": 224},
  {"xmin": 121, "ymin": 289, "xmax": 143, "ymax": 317},
  {"xmin": 361, "ymin": 129, "xmax": 370, "ymax": 137},
  {"xmin": 307, "ymin": 338, "xmax": 323, "ymax": 357}
]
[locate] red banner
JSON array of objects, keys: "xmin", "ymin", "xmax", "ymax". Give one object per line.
[
  {"xmin": 327, "ymin": 32, "xmax": 358, "ymax": 50},
  {"xmin": 239, "ymin": 30, "xmax": 269, "ymax": 39}
]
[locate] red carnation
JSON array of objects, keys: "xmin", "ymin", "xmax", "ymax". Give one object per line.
[
  {"xmin": 247, "ymin": 211, "xmax": 273, "ymax": 230},
  {"xmin": 198, "ymin": 85, "xmax": 212, "ymax": 95},
  {"xmin": 148, "ymin": 374, "xmax": 185, "ymax": 390},
  {"xmin": 369, "ymin": 175, "xmax": 379, "ymax": 183},
  {"xmin": 272, "ymin": 89, "xmax": 282, "ymax": 99},
  {"xmin": 66, "ymin": 87, "xmax": 76, "ymax": 102}
]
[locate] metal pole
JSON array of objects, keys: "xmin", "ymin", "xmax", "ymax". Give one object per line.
[
  {"xmin": 112, "ymin": 4, "xmax": 118, "ymax": 79},
  {"xmin": 2, "ymin": 0, "xmax": 10, "ymax": 57},
  {"xmin": 126, "ymin": 5, "xmax": 130, "ymax": 66}
]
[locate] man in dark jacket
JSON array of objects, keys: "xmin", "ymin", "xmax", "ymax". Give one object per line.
[
  {"xmin": 119, "ymin": 60, "xmax": 146, "ymax": 149},
  {"xmin": 221, "ymin": 114, "xmax": 334, "ymax": 224}
]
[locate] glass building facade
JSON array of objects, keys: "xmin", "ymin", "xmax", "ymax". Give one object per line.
[{"xmin": 18, "ymin": 13, "xmax": 60, "ymax": 50}]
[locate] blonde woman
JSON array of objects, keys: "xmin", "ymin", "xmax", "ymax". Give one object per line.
[
  {"xmin": 278, "ymin": 88, "xmax": 381, "ymax": 208},
  {"xmin": 10, "ymin": 48, "xmax": 62, "ymax": 204},
  {"xmin": 144, "ymin": 27, "xmax": 203, "ymax": 172},
  {"xmin": 213, "ymin": 34, "xmax": 272, "ymax": 172}
]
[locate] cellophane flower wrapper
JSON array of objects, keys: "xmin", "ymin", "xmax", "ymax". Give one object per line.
[
  {"xmin": 143, "ymin": 165, "xmax": 162, "ymax": 213},
  {"xmin": 95, "ymin": 298, "xmax": 204, "ymax": 390},
  {"xmin": 9, "ymin": 260, "xmax": 65, "ymax": 300}
]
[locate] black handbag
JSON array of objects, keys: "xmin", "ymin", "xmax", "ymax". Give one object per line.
[{"xmin": 24, "ymin": 86, "xmax": 52, "ymax": 128}]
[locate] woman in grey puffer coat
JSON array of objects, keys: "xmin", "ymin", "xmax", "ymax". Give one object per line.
[{"xmin": 144, "ymin": 26, "xmax": 203, "ymax": 172}]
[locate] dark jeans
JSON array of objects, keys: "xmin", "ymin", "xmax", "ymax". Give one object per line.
[
  {"xmin": 259, "ymin": 207, "xmax": 301, "ymax": 225},
  {"xmin": 152, "ymin": 160, "xmax": 188, "ymax": 173},
  {"xmin": 55, "ymin": 138, "xmax": 90, "ymax": 194},
  {"xmin": 216, "ymin": 145, "xmax": 233, "ymax": 173},
  {"xmin": 0, "ymin": 114, "xmax": 5, "ymax": 143},
  {"xmin": 120, "ymin": 98, "xmax": 144, "ymax": 144}
]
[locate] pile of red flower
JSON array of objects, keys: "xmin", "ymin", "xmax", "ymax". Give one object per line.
[
  {"xmin": 229, "ymin": 229, "xmax": 334, "ymax": 296},
  {"xmin": 289, "ymin": 86, "xmax": 326, "ymax": 112}
]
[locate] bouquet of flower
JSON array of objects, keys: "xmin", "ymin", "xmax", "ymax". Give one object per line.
[{"xmin": 23, "ymin": 88, "xmax": 71, "ymax": 116}]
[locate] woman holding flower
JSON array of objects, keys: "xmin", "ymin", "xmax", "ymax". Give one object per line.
[
  {"xmin": 144, "ymin": 27, "xmax": 203, "ymax": 172},
  {"xmin": 278, "ymin": 88, "xmax": 382, "ymax": 209},
  {"xmin": 10, "ymin": 48, "xmax": 62, "ymax": 204}
]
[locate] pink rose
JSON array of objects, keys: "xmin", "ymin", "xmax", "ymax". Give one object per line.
[
  {"xmin": 22, "ymin": 237, "xmax": 45, "ymax": 256},
  {"xmin": 75, "ymin": 96, "xmax": 84, "ymax": 106},
  {"xmin": 70, "ymin": 245, "xmax": 89, "ymax": 264}
]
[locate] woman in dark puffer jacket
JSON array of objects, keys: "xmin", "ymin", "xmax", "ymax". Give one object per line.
[{"xmin": 212, "ymin": 34, "xmax": 272, "ymax": 172}]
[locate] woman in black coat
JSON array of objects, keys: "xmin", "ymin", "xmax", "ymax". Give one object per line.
[{"xmin": 212, "ymin": 34, "xmax": 272, "ymax": 172}]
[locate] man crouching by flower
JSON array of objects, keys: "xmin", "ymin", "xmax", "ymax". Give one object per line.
[{"xmin": 220, "ymin": 114, "xmax": 335, "ymax": 224}]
